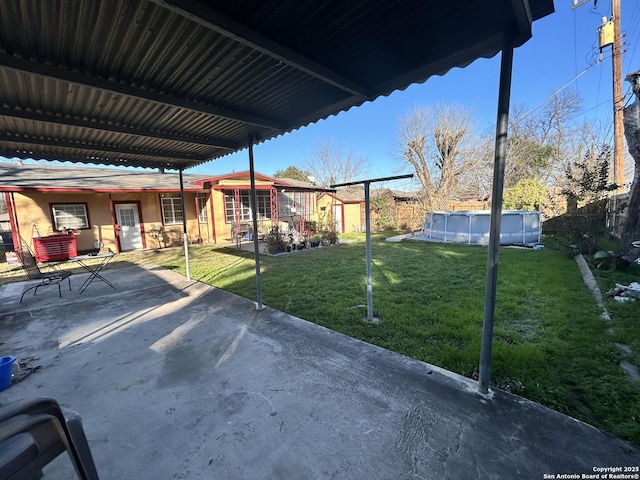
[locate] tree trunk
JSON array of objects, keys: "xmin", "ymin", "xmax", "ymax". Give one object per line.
[{"xmin": 621, "ymin": 93, "xmax": 640, "ymax": 257}]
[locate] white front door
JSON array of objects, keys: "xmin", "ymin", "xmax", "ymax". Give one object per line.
[{"xmin": 115, "ymin": 204, "xmax": 143, "ymax": 251}]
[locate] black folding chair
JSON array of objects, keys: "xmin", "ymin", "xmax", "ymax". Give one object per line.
[
  {"xmin": 17, "ymin": 249, "xmax": 72, "ymax": 303},
  {"xmin": 0, "ymin": 397, "xmax": 100, "ymax": 479}
]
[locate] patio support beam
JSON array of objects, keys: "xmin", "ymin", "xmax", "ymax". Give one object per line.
[
  {"xmin": 0, "ymin": 53, "xmax": 284, "ymax": 130},
  {"xmin": 0, "ymin": 132, "xmax": 204, "ymax": 162},
  {"xmin": 0, "ymin": 106, "xmax": 240, "ymax": 151},
  {"xmin": 248, "ymin": 134, "xmax": 264, "ymax": 310},
  {"xmin": 478, "ymin": 28, "xmax": 516, "ymax": 395},
  {"xmin": 179, "ymin": 169, "xmax": 191, "ymax": 281}
]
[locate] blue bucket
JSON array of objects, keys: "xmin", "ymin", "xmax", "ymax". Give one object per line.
[{"xmin": 0, "ymin": 356, "xmax": 17, "ymax": 391}]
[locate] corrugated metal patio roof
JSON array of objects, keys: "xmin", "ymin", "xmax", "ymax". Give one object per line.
[{"xmin": 0, "ymin": 0, "xmax": 554, "ymax": 171}]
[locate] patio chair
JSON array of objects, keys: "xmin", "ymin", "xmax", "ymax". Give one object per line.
[
  {"xmin": 17, "ymin": 249, "xmax": 72, "ymax": 303},
  {"xmin": 0, "ymin": 397, "xmax": 100, "ymax": 479}
]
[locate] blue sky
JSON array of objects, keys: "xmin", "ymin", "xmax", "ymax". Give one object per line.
[{"xmin": 190, "ymin": 1, "xmax": 640, "ymax": 190}]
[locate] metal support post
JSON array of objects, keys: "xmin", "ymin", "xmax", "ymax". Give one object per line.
[
  {"xmin": 331, "ymin": 173, "xmax": 413, "ymax": 323},
  {"xmin": 179, "ymin": 169, "xmax": 191, "ymax": 281},
  {"xmin": 364, "ymin": 182, "xmax": 373, "ymax": 322},
  {"xmin": 248, "ymin": 134, "xmax": 264, "ymax": 310},
  {"xmin": 478, "ymin": 30, "xmax": 514, "ymax": 394}
]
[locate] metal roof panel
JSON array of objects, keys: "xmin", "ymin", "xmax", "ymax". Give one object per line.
[{"xmin": 0, "ymin": 0, "xmax": 554, "ymax": 170}]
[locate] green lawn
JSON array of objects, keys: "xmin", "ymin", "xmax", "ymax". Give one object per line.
[{"xmin": 2, "ymin": 235, "xmax": 640, "ymax": 444}]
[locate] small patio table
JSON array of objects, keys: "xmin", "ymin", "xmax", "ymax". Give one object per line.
[{"xmin": 70, "ymin": 253, "xmax": 116, "ymax": 294}]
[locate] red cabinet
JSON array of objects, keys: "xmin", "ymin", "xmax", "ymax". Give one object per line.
[{"xmin": 33, "ymin": 235, "xmax": 78, "ymax": 262}]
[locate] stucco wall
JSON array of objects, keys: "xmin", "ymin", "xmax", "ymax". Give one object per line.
[
  {"xmin": 211, "ymin": 189, "xmax": 230, "ymax": 242},
  {"xmin": 13, "ymin": 191, "xmax": 115, "ymax": 252},
  {"xmin": 11, "ymin": 190, "xmax": 203, "ymax": 254}
]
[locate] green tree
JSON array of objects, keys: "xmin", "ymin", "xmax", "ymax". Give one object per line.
[
  {"xmin": 562, "ymin": 144, "xmax": 617, "ymax": 206},
  {"xmin": 503, "ymin": 178, "xmax": 547, "ymax": 210},
  {"xmin": 561, "ymin": 144, "xmax": 617, "ymax": 253},
  {"xmin": 371, "ymin": 195, "xmax": 395, "ymax": 231},
  {"xmin": 273, "ymin": 166, "xmax": 311, "ymax": 182}
]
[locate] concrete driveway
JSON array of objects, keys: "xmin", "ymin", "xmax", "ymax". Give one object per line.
[{"xmin": 1, "ymin": 264, "xmax": 639, "ymax": 479}]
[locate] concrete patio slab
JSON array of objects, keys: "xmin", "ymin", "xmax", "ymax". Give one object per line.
[{"xmin": 1, "ymin": 264, "xmax": 639, "ymax": 479}]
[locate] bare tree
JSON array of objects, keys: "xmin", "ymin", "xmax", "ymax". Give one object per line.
[
  {"xmin": 621, "ymin": 70, "xmax": 640, "ymax": 257},
  {"xmin": 301, "ymin": 139, "xmax": 369, "ymax": 187},
  {"xmin": 395, "ymin": 103, "xmax": 482, "ymax": 210},
  {"xmin": 502, "ymin": 90, "xmax": 585, "ymax": 190},
  {"xmin": 483, "ymin": 91, "xmax": 613, "ymax": 217}
]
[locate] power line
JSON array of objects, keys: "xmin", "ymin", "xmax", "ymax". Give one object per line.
[
  {"xmin": 520, "ymin": 66, "xmax": 593, "ymax": 119},
  {"xmin": 624, "ymin": 0, "xmax": 640, "ymax": 70}
]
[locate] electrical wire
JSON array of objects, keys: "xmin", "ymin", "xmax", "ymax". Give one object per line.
[
  {"xmin": 519, "ymin": 66, "xmax": 593, "ymax": 120},
  {"xmin": 624, "ymin": 0, "xmax": 640, "ymax": 71}
]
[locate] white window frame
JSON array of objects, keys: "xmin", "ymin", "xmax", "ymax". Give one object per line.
[
  {"xmin": 278, "ymin": 191, "xmax": 315, "ymax": 216},
  {"xmin": 51, "ymin": 203, "xmax": 89, "ymax": 230},
  {"xmin": 197, "ymin": 193, "xmax": 209, "ymax": 224},
  {"xmin": 223, "ymin": 190, "xmax": 271, "ymax": 222},
  {"xmin": 161, "ymin": 193, "xmax": 183, "ymax": 225}
]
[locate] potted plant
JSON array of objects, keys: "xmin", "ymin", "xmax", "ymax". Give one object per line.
[
  {"xmin": 320, "ymin": 230, "xmax": 338, "ymax": 246},
  {"xmin": 593, "ymin": 250, "xmax": 629, "ymax": 271},
  {"xmin": 310, "ymin": 234, "xmax": 321, "ymax": 247},
  {"xmin": 263, "ymin": 227, "xmax": 287, "ymax": 254}
]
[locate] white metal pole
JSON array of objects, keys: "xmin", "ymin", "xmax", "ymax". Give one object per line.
[
  {"xmin": 248, "ymin": 134, "xmax": 264, "ymax": 310},
  {"xmin": 179, "ymin": 169, "xmax": 191, "ymax": 281},
  {"xmin": 364, "ymin": 182, "xmax": 373, "ymax": 322}
]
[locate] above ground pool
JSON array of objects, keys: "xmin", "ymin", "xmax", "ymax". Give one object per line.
[{"xmin": 419, "ymin": 210, "xmax": 542, "ymax": 245}]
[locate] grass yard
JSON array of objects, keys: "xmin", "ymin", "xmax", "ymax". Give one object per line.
[{"xmin": 2, "ymin": 234, "xmax": 640, "ymax": 444}]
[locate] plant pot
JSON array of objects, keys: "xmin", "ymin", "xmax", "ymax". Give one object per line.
[{"xmin": 310, "ymin": 241, "xmax": 320, "ymax": 248}]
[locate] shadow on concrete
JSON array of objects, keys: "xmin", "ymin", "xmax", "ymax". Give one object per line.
[{"xmin": 0, "ymin": 264, "xmax": 638, "ymax": 479}]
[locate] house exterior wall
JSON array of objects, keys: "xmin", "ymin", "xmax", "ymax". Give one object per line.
[
  {"xmin": 5, "ymin": 169, "xmax": 328, "ymax": 254},
  {"xmin": 318, "ymin": 195, "xmax": 365, "ymax": 233},
  {"xmin": 12, "ymin": 191, "xmax": 115, "ymax": 252},
  {"xmin": 211, "ymin": 186, "xmax": 294, "ymax": 243},
  {"xmin": 10, "ymin": 190, "xmax": 203, "ymax": 254},
  {"xmin": 211, "ymin": 188, "xmax": 230, "ymax": 242},
  {"xmin": 343, "ymin": 203, "xmax": 364, "ymax": 233},
  {"xmin": 316, "ymin": 195, "xmax": 338, "ymax": 232}
]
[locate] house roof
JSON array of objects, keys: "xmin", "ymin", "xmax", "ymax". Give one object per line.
[
  {"xmin": 321, "ymin": 188, "xmax": 366, "ymax": 203},
  {"xmin": 0, "ymin": 0, "xmax": 554, "ymax": 171},
  {"xmin": 273, "ymin": 177, "xmax": 333, "ymax": 193},
  {"xmin": 191, "ymin": 171, "xmax": 282, "ymax": 186},
  {"xmin": 191, "ymin": 171, "xmax": 332, "ymax": 192},
  {"xmin": 0, "ymin": 162, "xmax": 206, "ymax": 192},
  {"xmin": 0, "ymin": 162, "xmax": 333, "ymax": 193}
]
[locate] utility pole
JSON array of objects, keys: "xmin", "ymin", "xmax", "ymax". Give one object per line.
[
  {"xmin": 611, "ymin": 0, "xmax": 625, "ymax": 192},
  {"xmin": 583, "ymin": 0, "xmax": 625, "ymax": 191}
]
